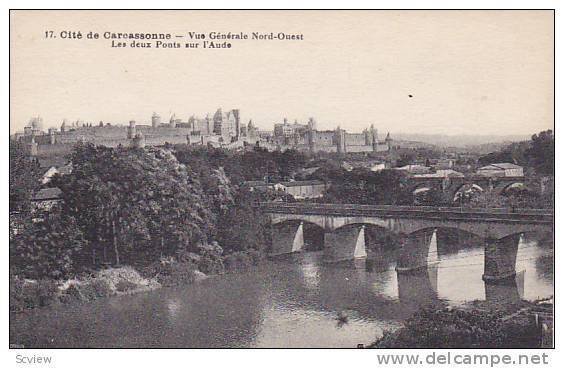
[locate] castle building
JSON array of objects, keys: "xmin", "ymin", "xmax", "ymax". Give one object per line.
[
  {"xmin": 23, "ymin": 117, "xmax": 43, "ymax": 137},
  {"xmin": 151, "ymin": 112, "xmax": 161, "ymax": 128},
  {"xmin": 14, "ymin": 109, "xmax": 393, "ymax": 158},
  {"xmin": 213, "ymin": 108, "xmax": 240, "ymax": 142},
  {"xmin": 188, "ymin": 114, "xmax": 212, "ymax": 135},
  {"xmin": 271, "ymin": 118, "xmax": 390, "ymax": 153}
]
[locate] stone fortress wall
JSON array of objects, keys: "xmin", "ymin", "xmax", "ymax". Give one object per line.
[{"xmin": 16, "ymin": 111, "xmax": 393, "ymax": 156}]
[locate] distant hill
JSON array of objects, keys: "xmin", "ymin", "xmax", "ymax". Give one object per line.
[{"xmin": 392, "ymin": 133, "xmax": 529, "ymax": 150}]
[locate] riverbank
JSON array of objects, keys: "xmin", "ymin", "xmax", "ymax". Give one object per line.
[
  {"xmin": 369, "ymin": 298, "xmax": 553, "ymax": 348},
  {"xmin": 10, "ymin": 248, "xmax": 265, "ymax": 313},
  {"xmin": 10, "ymin": 247, "xmax": 554, "ymax": 348}
]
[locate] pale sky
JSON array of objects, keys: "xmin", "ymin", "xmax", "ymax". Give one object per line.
[{"xmin": 10, "ymin": 10, "xmax": 554, "ymax": 135}]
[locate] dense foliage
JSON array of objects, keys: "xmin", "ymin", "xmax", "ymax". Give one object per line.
[
  {"xmin": 372, "ymin": 304, "xmax": 541, "ymax": 348},
  {"xmin": 478, "ymin": 129, "xmax": 554, "ymax": 175},
  {"xmin": 9, "ymin": 139, "xmax": 41, "ymax": 213},
  {"xmin": 317, "ymin": 168, "xmax": 413, "ymax": 205},
  {"xmin": 10, "ymin": 208, "xmax": 86, "ymax": 279},
  {"xmin": 51, "ymin": 144, "xmax": 215, "ymax": 268},
  {"xmin": 173, "ymin": 145, "xmax": 308, "ymax": 184},
  {"xmin": 10, "ymin": 143, "xmax": 273, "ymax": 280}
]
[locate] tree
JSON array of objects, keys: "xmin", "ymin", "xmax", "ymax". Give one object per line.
[
  {"xmin": 322, "ymin": 169, "xmax": 411, "ymax": 205},
  {"xmin": 10, "ymin": 206, "xmax": 87, "ymax": 279},
  {"xmin": 526, "ymin": 130, "xmax": 554, "ymax": 175},
  {"xmin": 9, "ymin": 139, "xmax": 41, "ymax": 214},
  {"xmin": 53, "ymin": 143, "xmax": 215, "ymax": 267},
  {"xmin": 216, "ymin": 189, "xmax": 270, "ymax": 253}
]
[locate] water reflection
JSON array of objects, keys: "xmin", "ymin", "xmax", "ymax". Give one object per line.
[
  {"xmin": 297, "ymin": 255, "xmax": 321, "ymax": 290},
  {"xmin": 10, "ymin": 235, "xmax": 553, "ymax": 348},
  {"xmin": 484, "ymin": 271, "xmax": 525, "ymax": 304},
  {"xmin": 397, "ymin": 268, "xmax": 438, "ymax": 306}
]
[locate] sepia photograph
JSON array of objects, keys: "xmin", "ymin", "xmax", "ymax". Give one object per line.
[{"xmin": 8, "ymin": 7, "xmax": 555, "ymax": 355}]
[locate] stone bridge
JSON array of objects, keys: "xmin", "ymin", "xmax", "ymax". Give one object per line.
[
  {"xmin": 406, "ymin": 175, "xmax": 545, "ymax": 201},
  {"xmin": 261, "ymin": 202, "xmax": 553, "ymax": 282}
]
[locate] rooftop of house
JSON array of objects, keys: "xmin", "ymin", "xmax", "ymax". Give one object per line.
[
  {"xmin": 395, "ymin": 164, "xmax": 431, "ymax": 173},
  {"xmin": 38, "ymin": 156, "xmax": 69, "ymax": 169},
  {"xmin": 478, "ymin": 163, "xmax": 523, "ymax": 170},
  {"xmin": 32, "ymin": 187, "xmax": 62, "ymax": 201},
  {"xmin": 413, "ymin": 169, "xmax": 464, "ymax": 178},
  {"xmin": 277, "ymin": 180, "xmax": 326, "ymax": 187},
  {"xmin": 244, "ymin": 179, "xmax": 326, "ymax": 188}
]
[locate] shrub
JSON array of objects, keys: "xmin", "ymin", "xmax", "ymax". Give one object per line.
[
  {"xmin": 10, "ymin": 278, "xmax": 60, "ymax": 311},
  {"xmin": 149, "ymin": 260, "xmax": 198, "ymax": 287},
  {"xmin": 61, "ymin": 284, "xmax": 84, "ymax": 303},
  {"xmin": 79, "ymin": 283, "xmax": 97, "ymax": 301},
  {"xmin": 115, "ymin": 279, "xmax": 138, "ymax": 292},
  {"xmin": 35, "ymin": 279, "xmax": 60, "ymax": 307},
  {"xmin": 197, "ymin": 242, "xmax": 225, "ymax": 275},
  {"xmin": 90, "ymin": 278, "xmax": 113, "ymax": 298},
  {"xmin": 223, "ymin": 249, "xmax": 264, "ymax": 271},
  {"xmin": 198, "ymin": 253, "xmax": 224, "ymax": 274},
  {"xmin": 9, "ymin": 277, "xmax": 26, "ymax": 312},
  {"xmin": 371, "ymin": 305, "xmax": 541, "ymax": 348},
  {"xmin": 247, "ymin": 249, "xmax": 264, "ymax": 265}
]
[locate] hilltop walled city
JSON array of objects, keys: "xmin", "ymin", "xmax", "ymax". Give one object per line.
[{"xmin": 15, "ymin": 108, "xmax": 393, "ymax": 157}]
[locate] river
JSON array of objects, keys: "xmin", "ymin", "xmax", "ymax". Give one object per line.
[{"xmin": 10, "ymin": 236, "xmax": 553, "ymax": 348}]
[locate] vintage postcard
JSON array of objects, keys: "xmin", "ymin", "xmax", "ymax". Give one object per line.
[{"xmin": 8, "ymin": 8, "xmax": 555, "ymax": 358}]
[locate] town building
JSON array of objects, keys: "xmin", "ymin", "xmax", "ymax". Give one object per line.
[
  {"xmin": 341, "ymin": 160, "xmax": 388, "ymax": 172},
  {"xmin": 413, "ymin": 169, "xmax": 464, "ymax": 179},
  {"xmin": 32, "ymin": 187, "xmax": 63, "ymax": 212},
  {"xmin": 40, "ymin": 163, "xmax": 72, "ymax": 184},
  {"xmin": 476, "ymin": 163, "xmax": 524, "ymax": 177},
  {"xmin": 394, "ymin": 164, "xmax": 432, "ymax": 175},
  {"xmin": 244, "ymin": 180, "xmax": 328, "ymax": 199}
]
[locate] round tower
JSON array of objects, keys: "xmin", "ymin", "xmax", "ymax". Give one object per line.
[
  {"xmin": 335, "ymin": 126, "xmax": 346, "ymax": 154},
  {"xmin": 127, "ymin": 120, "xmax": 136, "ymax": 139},
  {"xmin": 385, "ymin": 132, "xmax": 392, "ymax": 151},
  {"xmin": 132, "ymin": 132, "xmax": 145, "ymax": 148},
  {"xmin": 370, "ymin": 124, "xmax": 378, "ymax": 151},
  {"xmin": 307, "ymin": 117, "xmax": 317, "ymax": 131},
  {"xmin": 29, "ymin": 135, "xmax": 38, "ymax": 157},
  {"xmin": 48, "ymin": 128, "xmax": 56, "ymax": 145},
  {"xmin": 152, "ymin": 112, "xmax": 161, "ymax": 128}
]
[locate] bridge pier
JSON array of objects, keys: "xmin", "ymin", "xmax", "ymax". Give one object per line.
[
  {"xmin": 396, "ymin": 229, "xmax": 435, "ymax": 273},
  {"xmin": 323, "ymin": 225, "xmax": 367, "ymax": 262},
  {"xmin": 397, "ymin": 266, "xmax": 438, "ymax": 305},
  {"xmin": 484, "ymin": 270, "xmax": 524, "ymax": 303},
  {"xmin": 482, "ymin": 234, "xmax": 520, "ymax": 282},
  {"xmin": 270, "ymin": 221, "xmax": 304, "ymax": 256}
]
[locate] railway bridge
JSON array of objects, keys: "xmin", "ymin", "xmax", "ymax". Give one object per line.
[
  {"xmin": 406, "ymin": 175, "xmax": 546, "ymax": 202},
  {"xmin": 261, "ymin": 202, "xmax": 553, "ymax": 282}
]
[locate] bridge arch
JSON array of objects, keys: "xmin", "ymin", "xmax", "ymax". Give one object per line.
[
  {"xmin": 270, "ymin": 214, "xmax": 326, "ymax": 230},
  {"xmin": 412, "ymin": 182, "xmax": 435, "ymax": 193},
  {"xmin": 494, "ymin": 181, "xmax": 529, "ymax": 195},
  {"xmin": 452, "ymin": 183, "xmax": 484, "ymax": 203},
  {"xmin": 331, "ymin": 222, "xmax": 401, "ymax": 253},
  {"xmin": 271, "ymin": 218, "xmax": 324, "ymax": 229},
  {"xmin": 404, "ymin": 224, "xmax": 484, "ymax": 239},
  {"xmin": 332, "ymin": 219, "xmax": 390, "ymax": 232},
  {"xmin": 271, "ymin": 218, "xmax": 327, "ymax": 252}
]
